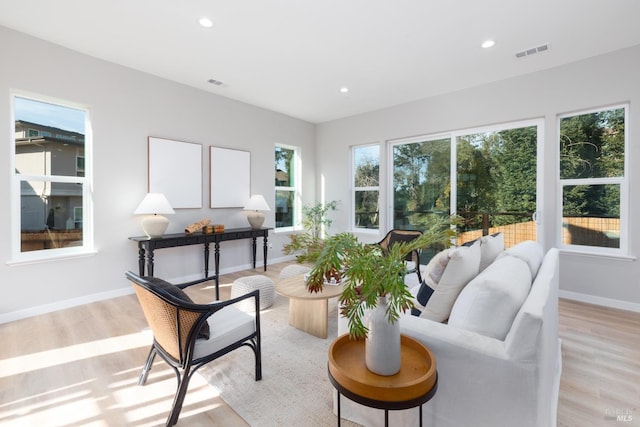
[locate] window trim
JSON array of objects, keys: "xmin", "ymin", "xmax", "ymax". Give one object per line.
[
  {"xmin": 351, "ymin": 143, "xmax": 381, "ymax": 232},
  {"xmin": 274, "ymin": 143, "xmax": 301, "ymax": 232},
  {"xmin": 10, "ymin": 92, "xmax": 94, "ymax": 263},
  {"xmin": 556, "ymin": 103, "xmax": 629, "ymax": 256}
]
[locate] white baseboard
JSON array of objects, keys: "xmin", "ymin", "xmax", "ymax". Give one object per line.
[
  {"xmin": 559, "ymin": 290, "xmax": 640, "ymax": 313},
  {"xmin": 2, "ymin": 256, "xmax": 298, "ymax": 324},
  {"xmin": 0, "ymin": 286, "xmax": 135, "ymax": 324}
]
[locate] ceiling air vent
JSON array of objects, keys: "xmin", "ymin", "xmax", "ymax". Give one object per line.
[
  {"xmin": 515, "ymin": 43, "xmax": 549, "ymax": 59},
  {"xmin": 208, "ymin": 78, "xmax": 224, "ymax": 86}
]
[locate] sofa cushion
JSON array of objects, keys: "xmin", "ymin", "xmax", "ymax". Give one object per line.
[
  {"xmin": 448, "ymin": 256, "xmax": 532, "ymax": 340},
  {"xmin": 499, "ymin": 240, "xmax": 544, "ymax": 278},
  {"xmin": 419, "ymin": 241, "xmax": 481, "ymax": 322},
  {"xmin": 479, "ymin": 232, "xmax": 504, "ymax": 272}
]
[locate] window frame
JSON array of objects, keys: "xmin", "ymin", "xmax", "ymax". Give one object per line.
[
  {"xmin": 274, "ymin": 143, "xmax": 301, "ymax": 232},
  {"xmin": 556, "ymin": 103, "xmax": 629, "ymax": 256},
  {"xmin": 9, "ymin": 92, "xmax": 94, "ymax": 264},
  {"xmin": 351, "ymin": 143, "xmax": 381, "ymax": 232}
]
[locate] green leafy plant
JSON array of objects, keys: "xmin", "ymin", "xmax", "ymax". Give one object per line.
[
  {"xmin": 306, "ymin": 216, "xmax": 457, "ymax": 339},
  {"xmin": 282, "ymin": 200, "xmax": 339, "ymax": 263}
]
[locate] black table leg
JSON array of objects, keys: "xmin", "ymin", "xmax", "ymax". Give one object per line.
[
  {"xmin": 337, "ymin": 390, "xmax": 341, "ymax": 427},
  {"xmin": 385, "ymin": 409, "xmax": 389, "ymax": 427},
  {"xmin": 263, "ymin": 234, "xmax": 268, "ymax": 271},
  {"xmin": 137, "ymin": 246, "xmax": 146, "ymax": 276},
  {"xmin": 146, "ymin": 248, "xmax": 155, "ymax": 277},
  {"xmin": 214, "ymin": 241, "xmax": 221, "ymax": 300},
  {"xmin": 251, "ymin": 237, "xmax": 257, "ymax": 269}
]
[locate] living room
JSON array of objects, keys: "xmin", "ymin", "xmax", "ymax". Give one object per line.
[{"xmin": 1, "ymin": 2, "xmax": 640, "ymax": 426}]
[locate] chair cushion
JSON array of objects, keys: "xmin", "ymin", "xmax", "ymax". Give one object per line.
[
  {"xmin": 144, "ymin": 277, "xmax": 210, "ymax": 340},
  {"xmin": 193, "ymin": 305, "xmax": 256, "ymax": 360},
  {"xmin": 419, "ymin": 241, "xmax": 481, "ymax": 322},
  {"xmin": 448, "ymin": 255, "xmax": 532, "ymax": 340}
]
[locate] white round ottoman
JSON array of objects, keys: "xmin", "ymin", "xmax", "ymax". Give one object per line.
[
  {"xmin": 230, "ymin": 275, "xmax": 275, "ymax": 311},
  {"xmin": 279, "ymin": 264, "xmax": 312, "ymax": 280}
]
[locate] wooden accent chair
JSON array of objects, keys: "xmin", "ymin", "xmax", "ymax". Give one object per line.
[
  {"xmin": 376, "ymin": 229, "xmax": 424, "ymax": 283},
  {"xmin": 126, "ymin": 271, "xmax": 262, "ymax": 426}
]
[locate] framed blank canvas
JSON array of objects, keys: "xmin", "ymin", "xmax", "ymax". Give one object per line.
[
  {"xmin": 210, "ymin": 146, "xmax": 250, "ymax": 208},
  {"xmin": 148, "ymin": 137, "xmax": 203, "ymax": 208}
]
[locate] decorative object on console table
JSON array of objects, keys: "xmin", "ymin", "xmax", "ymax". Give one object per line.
[
  {"xmin": 244, "ymin": 195, "xmax": 271, "ymax": 229},
  {"xmin": 134, "ymin": 193, "xmax": 175, "ymax": 238},
  {"xmin": 185, "ymin": 218, "xmax": 211, "ymax": 233}
]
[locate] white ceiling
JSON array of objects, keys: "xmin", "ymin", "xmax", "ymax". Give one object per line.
[{"xmin": 2, "ymin": 0, "xmax": 640, "ymax": 123}]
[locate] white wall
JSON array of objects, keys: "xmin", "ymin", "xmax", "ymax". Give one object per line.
[
  {"xmin": 0, "ymin": 26, "xmax": 315, "ymax": 321},
  {"xmin": 316, "ymin": 45, "xmax": 640, "ymax": 311}
]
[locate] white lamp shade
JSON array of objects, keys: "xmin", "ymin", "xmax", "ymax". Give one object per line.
[
  {"xmin": 134, "ymin": 193, "xmax": 175, "ymax": 215},
  {"xmin": 243, "ymin": 195, "xmax": 271, "ymax": 211}
]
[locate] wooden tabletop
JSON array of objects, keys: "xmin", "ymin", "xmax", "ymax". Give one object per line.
[
  {"xmin": 276, "ymin": 274, "xmax": 344, "ymax": 300},
  {"xmin": 328, "ymin": 334, "xmax": 437, "ymax": 403}
]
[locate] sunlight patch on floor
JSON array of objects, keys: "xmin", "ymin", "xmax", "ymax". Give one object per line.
[{"xmin": 0, "ymin": 331, "xmax": 150, "ymax": 377}]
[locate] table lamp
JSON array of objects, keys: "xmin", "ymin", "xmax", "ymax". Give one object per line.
[
  {"xmin": 134, "ymin": 193, "xmax": 175, "ymax": 238},
  {"xmin": 244, "ymin": 194, "xmax": 270, "ymax": 229}
]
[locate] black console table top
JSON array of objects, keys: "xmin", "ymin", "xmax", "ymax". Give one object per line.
[{"xmin": 129, "ymin": 227, "xmax": 270, "ymax": 300}]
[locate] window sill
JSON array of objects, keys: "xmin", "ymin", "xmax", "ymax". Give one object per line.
[
  {"xmin": 7, "ymin": 248, "xmax": 98, "ymax": 267},
  {"xmin": 559, "ymin": 248, "xmax": 636, "ymax": 262}
]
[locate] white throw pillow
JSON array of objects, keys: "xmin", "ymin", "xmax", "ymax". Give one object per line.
[
  {"xmin": 419, "ymin": 241, "xmax": 481, "ymax": 322},
  {"xmin": 479, "ymin": 232, "xmax": 504, "ymax": 272},
  {"xmin": 448, "ymin": 255, "xmax": 532, "ymax": 340},
  {"xmin": 499, "ymin": 240, "xmax": 544, "ymax": 278}
]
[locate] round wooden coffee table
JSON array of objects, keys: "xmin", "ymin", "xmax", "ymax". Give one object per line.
[
  {"xmin": 275, "ymin": 274, "xmax": 343, "ymax": 338},
  {"xmin": 328, "ymin": 334, "xmax": 438, "ymax": 427}
]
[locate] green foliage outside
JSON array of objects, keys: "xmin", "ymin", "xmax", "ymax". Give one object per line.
[{"xmin": 560, "ymin": 108, "xmax": 624, "ymax": 218}]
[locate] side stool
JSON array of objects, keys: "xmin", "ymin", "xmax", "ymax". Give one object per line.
[{"xmin": 231, "ymin": 275, "xmax": 275, "ymax": 311}]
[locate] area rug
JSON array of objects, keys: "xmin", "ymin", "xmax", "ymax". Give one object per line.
[{"xmin": 198, "ymin": 293, "xmax": 360, "ymax": 427}]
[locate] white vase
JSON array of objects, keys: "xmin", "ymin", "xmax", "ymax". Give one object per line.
[{"xmin": 365, "ymin": 296, "xmax": 401, "ymax": 376}]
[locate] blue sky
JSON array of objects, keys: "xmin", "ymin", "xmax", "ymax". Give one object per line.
[{"xmin": 15, "ymin": 96, "xmax": 85, "ymax": 134}]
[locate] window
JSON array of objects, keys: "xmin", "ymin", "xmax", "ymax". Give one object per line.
[
  {"xmin": 12, "ymin": 94, "xmax": 92, "ymax": 261},
  {"xmin": 558, "ymin": 105, "xmax": 627, "ymax": 253},
  {"xmin": 275, "ymin": 144, "xmax": 299, "ymax": 229},
  {"xmin": 352, "ymin": 144, "xmax": 380, "ymax": 230},
  {"xmin": 389, "ymin": 120, "xmax": 541, "ymax": 253},
  {"xmin": 391, "ymin": 136, "xmax": 450, "ymax": 230}
]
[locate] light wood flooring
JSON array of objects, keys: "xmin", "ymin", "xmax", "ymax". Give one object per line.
[{"xmin": 1, "ymin": 261, "xmax": 639, "ymax": 426}]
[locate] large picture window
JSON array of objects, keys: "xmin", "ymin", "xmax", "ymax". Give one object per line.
[
  {"xmin": 12, "ymin": 94, "xmax": 93, "ymax": 261},
  {"xmin": 558, "ymin": 105, "xmax": 627, "ymax": 253},
  {"xmin": 388, "ymin": 120, "xmax": 541, "ymax": 254},
  {"xmin": 352, "ymin": 144, "xmax": 380, "ymax": 230},
  {"xmin": 275, "ymin": 144, "xmax": 299, "ymax": 230}
]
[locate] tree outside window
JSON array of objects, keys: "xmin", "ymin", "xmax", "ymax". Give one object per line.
[
  {"xmin": 275, "ymin": 145, "xmax": 298, "ymax": 229},
  {"xmin": 559, "ymin": 106, "xmax": 626, "ymax": 251},
  {"xmin": 353, "ymin": 145, "xmax": 380, "ymax": 230}
]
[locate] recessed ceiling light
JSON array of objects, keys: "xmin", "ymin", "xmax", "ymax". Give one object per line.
[
  {"xmin": 199, "ymin": 17, "xmax": 213, "ymax": 28},
  {"xmin": 482, "ymin": 40, "xmax": 496, "ymax": 49},
  {"xmin": 340, "ymin": 87, "xmax": 349, "ymax": 93}
]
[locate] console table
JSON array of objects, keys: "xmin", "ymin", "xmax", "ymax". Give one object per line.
[{"xmin": 129, "ymin": 227, "xmax": 270, "ymax": 300}]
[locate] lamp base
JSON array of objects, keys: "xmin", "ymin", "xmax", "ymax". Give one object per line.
[
  {"xmin": 141, "ymin": 215, "xmax": 170, "ymax": 238},
  {"xmin": 246, "ymin": 211, "xmax": 265, "ymax": 229}
]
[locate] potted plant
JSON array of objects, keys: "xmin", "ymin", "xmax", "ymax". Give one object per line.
[
  {"xmin": 306, "ymin": 216, "xmax": 456, "ymax": 375},
  {"xmin": 282, "ymin": 200, "xmax": 338, "ymax": 264}
]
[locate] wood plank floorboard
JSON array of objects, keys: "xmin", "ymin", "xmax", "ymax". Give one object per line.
[{"xmin": 1, "ymin": 262, "xmax": 639, "ymax": 426}]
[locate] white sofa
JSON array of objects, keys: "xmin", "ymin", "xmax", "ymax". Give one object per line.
[{"xmin": 335, "ymin": 241, "xmax": 562, "ymax": 427}]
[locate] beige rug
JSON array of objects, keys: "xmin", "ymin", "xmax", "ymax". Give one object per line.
[{"xmin": 199, "ymin": 293, "xmax": 359, "ymax": 427}]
